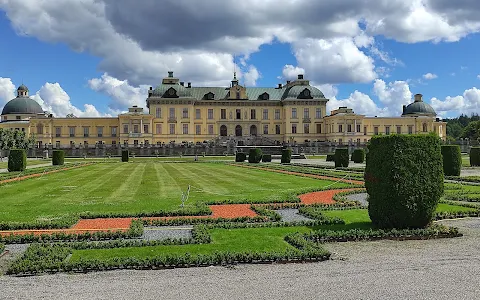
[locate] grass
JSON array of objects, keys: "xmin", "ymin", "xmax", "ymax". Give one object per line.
[
  {"xmin": 462, "ymin": 154, "xmax": 470, "ymax": 167},
  {"xmin": 64, "ymin": 156, "xmax": 234, "ymax": 163},
  {"xmin": 0, "ymin": 159, "xmax": 51, "ymax": 169},
  {"xmin": 0, "ymin": 162, "xmax": 349, "ymax": 222},
  {"xmin": 69, "ymin": 226, "xmax": 315, "ymax": 261}
]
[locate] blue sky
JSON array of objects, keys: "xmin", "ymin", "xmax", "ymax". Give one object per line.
[{"xmin": 1, "ymin": 1, "xmax": 480, "ymax": 118}]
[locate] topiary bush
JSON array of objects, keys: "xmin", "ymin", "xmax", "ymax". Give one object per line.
[
  {"xmin": 365, "ymin": 134, "xmax": 444, "ymax": 229},
  {"xmin": 52, "ymin": 150, "xmax": 65, "ymax": 166},
  {"xmin": 281, "ymin": 149, "xmax": 292, "ymax": 164},
  {"xmin": 441, "ymin": 145, "xmax": 461, "ymax": 176},
  {"xmin": 121, "ymin": 150, "xmax": 129, "ymax": 162},
  {"xmin": 262, "ymin": 154, "xmax": 272, "ymax": 162},
  {"xmin": 334, "ymin": 148, "xmax": 349, "ymax": 168},
  {"xmin": 8, "ymin": 149, "xmax": 26, "ymax": 172},
  {"xmin": 248, "ymin": 148, "xmax": 263, "ymax": 163},
  {"xmin": 326, "ymin": 153, "xmax": 334, "ymax": 161},
  {"xmin": 470, "ymin": 147, "xmax": 480, "ymax": 167},
  {"xmin": 351, "ymin": 148, "xmax": 365, "ymax": 163},
  {"xmin": 235, "ymin": 152, "xmax": 247, "ymax": 162}
]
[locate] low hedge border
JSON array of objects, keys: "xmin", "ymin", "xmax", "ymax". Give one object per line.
[
  {"xmin": 204, "ymin": 218, "xmax": 345, "ymax": 229},
  {"xmin": 445, "ymin": 176, "xmax": 480, "ymax": 184},
  {"xmin": 78, "ymin": 206, "xmax": 212, "ymax": 219},
  {"xmin": 250, "ymin": 205, "xmax": 282, "ymax": 221},
  {"xmin": 142, "ymin": 216, "xmax": 270, "ymax": 226},
  {"xmin": 259, "ymin": 201, "xmax": 362, "ymax": 210},
  {"xmin": 444, "ymin": 192, "xmax": 480, "ymax": 202},
  {"xmin": 242, "ymin": 163, "xmax": 365, "ymax": 180},
  {"xmin": 331, "ymin": 189, "xmax": 367, "ymax": 204},
  {"xmin": 298, "ymin": 206, "xmax": 344, "ymax": 222}
]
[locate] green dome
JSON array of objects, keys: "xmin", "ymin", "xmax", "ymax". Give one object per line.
[
  {"xmin": 283, "ymin": 85, "xmax": 325, "ymax": 99},
  {"xmin": 151, "ymin": 84, "xmax": 193, "ymax": 98},
  {"xmin": 2, "ymin": 97, "xmax": 44, "ymax": 115},
  {"xmin": 402, "ymin": 95, "xmax": 436, "ymax": 116}
]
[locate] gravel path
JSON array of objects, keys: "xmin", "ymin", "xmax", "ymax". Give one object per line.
[
  {"xmin": 275, "ymin": 209, "xmax": 314, "ymax": 222},
  {"xmin": 140, "ymin": 226, "xmax": 193, "ymax": 241},
  {"xmin": 344, "ymin": 192, "xmax": 368, "ymax": 206}
]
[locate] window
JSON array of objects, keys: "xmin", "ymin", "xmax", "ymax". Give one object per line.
[
  {"xmin": 111, "ymin": 127, "xmax": 117, "ymax": 137},
  {"xmin": 16, "ymin": 116, "xmax": 21, "ymax": 120},
  {"xmin": 156, "ymin": 123, "xmax": 162, "ymax": 134},
  {"xmin": 182, "ymin": 124, "xmax": 189, "ymax": 134},
  {"xmin": 304, "ymin": 108, "xmax": 310, "ymax": 119},
  {"xmin": 374, "ymin": 126, "xmax": 379, "ymax": 135},
  {"xmin": 356, "ymin": 124, "xmax": 361, "ymax": 133},
  {"xmin": 208, "ymin": 109, "xmax": 214, "ymax": 119},
  {"xmin": 208, "ymin": 124, "xmax": 214, "ymax": 135},
  {"xmin": 339, "ymin": 139, "xmax": 343, "ymax": 145},
  {"xmin": 169, "ymin": 108, "xmax": 175, "ymax": 118},
  {"xmin": 169, "ymin": 124, "xmax": 175, "ymax": 134},
  {"xmin": 69, "ymin": 127, "xmax": 75, "ymax": 137},
  {"xmin": 155, "ymin": 107, "xmax": 161, "ymax": 118},
  {"xmin": 236, "ymin": 91, "xmax": 240, "ymax": 99},
  {"xmin": 133, "ymin": 125, "xmax": 139, "ymax": 133},
  {"xmin": 315, "ymin": 108, "xmax": 322, "ymax": 119},
  {"xmin": 134, "ymin": 140, "xmax": 139, "ymax": 145},
  {"xmin": 97, "ymin": 126, "xmax": 103, "ymax": 137},
  {"xmin": 357, "ymin": 138, "xmax": 361, "ymax": 145},
  {"xmin": 304, "ymin": 124, "xmax": 309, "ymax": 134},
  {"xmin": 250, "ymin": 109, "xmax": 256, "ymax": 120},
  {"xmin": 316, "ymin": 124, "xmax": 322, "ymax": 133},
  {"xmin": 338, "ymin": 124, "xmax": 343, "ymax": 132},
  {"xmin": 364, "ymin": 126, "xmax": 367, "ymax": 135},
  {"xmin": 347, "ymin": 124, "xmax": 352, "ymax": 132},
  {"xmin": 423, "ymin": 123, "xmax": 428, "ymax": 132},
  {"xmin": 143, "ymin": 124, "xmax": 149, "ymax": 133},
  {"xmin": 275, "ymin": 124, "xmax": 281, "ymax": 134},
  {"xmin": 196, "ymin": 124, "xmax": 201, "ymax": 135},
  {"xmin": 182, "ymin": 108, "xmax": 189, "ymax": 119},
  {"xmin": 263, "ymin": 109, "xmax": 268, "ymax": 120},
  {"xmin": 221, "ymin": 109, "xmax": 226, "ymax": 120},
  {"xmin": 275, "ymin": 109, "xmax": 280, "ymax": 120},
  {"xmin": 55, "ymin": 127, "xmax": 61, "ymax": 137},
  {"xmin": 195, "ymin": 109, "xmax": 201, "ymax": 119},
  {"xmin": 292, "ymin": 108, "xmax": 297, "ymax": 119},
  {"xmin": 37, "ymin": 124, "xmax": 44, "ymax": 134},
  {"xmin": 263, "ymin": 124, "xmax": 268, "ymax": 134},
  {"xmin": 123, "ymin": 124, "xmax": 128, "ymax": 134},
  {"xmin": 385, "ymin": 126, "xmax": 390, "ymax": 135},
  {"xmin": 397, "ymin": 126, "xmax": 401, "ymax": 134},
  {"xmin": 236, "ymin": 109, "xmax": 241, "ymax": 120},
  {"xmin": 408, "ymin": 126, "xmax": 413, "ymax": 134},
  {"xmin": 292, "ymin": 124, "xmax": 297, "ymax": 134},
  {"xmin": 83, "ymin": 127, "xmax": 89, "ymax": 137},
  {"xmin": 55, "ymin": 141, "xmax": 60, "ymax": 148}
]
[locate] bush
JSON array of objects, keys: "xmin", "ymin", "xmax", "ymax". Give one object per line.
[
  {"xmin": 121, "ymin": 150, "xmax": 129, "ymax": 162},
  {"xmin": 262, "ymin": 154, "xmax": 272, "ymax": 162},
  {"xmin": 334, "ymin": 148, "xmax": 349, "ymax": 168},
  {"xmin": 441, "ymin": 145, "xmax": 461, "ymax": 176},
  {"xmin": 365, "ymin": 134, "xmax": 444, "ymax": 229},
  {"xmin": 235, "ymin": 152, "xmax": 247, "ymax": 162},
  {"xmin": 248, "ymin": 148, "xmax": 263, "ymax": 163},
  {"xmin": 326, "ymin": 153, "xmax": 334, "ymax": 161},
  {"xmin": 351, "ymin": 149, "xmax": 365, "ymax": 163},
  {"xmin": 52, "ymin": 150, "xmax": 65, "ymax": 166},
  {"xmin": 281, "ymin": 149, "xmax": 292, "ymax": 164},
  {"xmin": 8, "ymin": 149, "xmax": 26, "ymax": 172},
  {"xmin": 470, "ymin": 147, "xmax": 480, "ymax": 167}
]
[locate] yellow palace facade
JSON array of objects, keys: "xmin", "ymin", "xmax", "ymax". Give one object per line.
[{"xmin": 0, "ymin": 72, "xmax": 446, "ymax": 148}]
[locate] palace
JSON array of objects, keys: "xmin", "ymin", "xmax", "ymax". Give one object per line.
[{"xmin": 0, "ymin": 72, "xmax": 446, "ymax": 148}]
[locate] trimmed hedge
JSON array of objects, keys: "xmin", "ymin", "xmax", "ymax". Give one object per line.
[
  {"xmin": 0, "ymin": 243, "xmax": 4, "ymax": 254},
  {"xmin": 235, "ymin": 152, "xmax": 247, "ymax": 162},
  {"xmin": 248, "ymin": 148, "xmax": 263, "ymax": 163},
  {"xmin": 261, "ymin": 154, "xmax": 272, "ymax": 162},
  {"xmin": 7, "ymin": 149, "xmax": 26, "ymax": 172},
  {"xmin": 52, "ymin": 150, "xmax": 65, "ymax": 166},
  {"xmin": 351, "ymin": 149, "xmax": 365, "ymax": 163},
  {"xmin": 365, "ymin": 134, "xmax": 444, "ymax": 229},
  {"xmin": 470, "ymin": 147, "xmax": 480, "ymax": 166},
  {"xmin": 121, "ymin": 150, "xmax": 129, "ymax": 162},
  {"xmin": 281, "ymin": 149, "xmax": 292, "ymax": 164},
  {"xmin": 326, "ymin": 153, "xmax": 334, "ymax": 161},
  {"xmin": 334, "ymin": 148, "xmax": 349, "ymax": 168},
  {"xmin": 441, "ymin": 145, "xmax": 461, "ymax": 176}
]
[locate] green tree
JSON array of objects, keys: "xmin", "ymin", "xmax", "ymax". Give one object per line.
[
  {"xmin": 446, "ymin": 122, "xmax": 463, "ymax": 139},
  {"xmin": 461, "ymin": 121, "xmax": 480, "ymax": 140},
  {"xmin": 0, "ymin": 129, "xmax": 36, "ymax": 150}
]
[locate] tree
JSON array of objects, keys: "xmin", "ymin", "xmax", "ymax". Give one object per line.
[
  {"xmin": 0, "ymin": 129, "xmax": 36, "ymax": 150},
  {"xmin": 461, "ymin": 121, "xmax": 480, "ymax": 140},
  {"xmin": 446, "ymin": 122, "xmax": 463, "ymax": 140}
]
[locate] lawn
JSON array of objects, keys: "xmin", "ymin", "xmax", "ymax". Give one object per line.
[
  {"xmin": 69, "ymin": 226, "xmax": 315, "ymax": 261},
  {"xmin": 64, "ymin": 156, "xmax": 234, "ymax": 163},
  {"xmin": 0, "ymin": 162, "xmax": 349, "ymax": 222},
  {"xmin": 0, "ymin": 159, "xmax": 51, "ymax": 169}
]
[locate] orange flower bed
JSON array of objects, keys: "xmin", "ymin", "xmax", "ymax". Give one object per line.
[
  {"xmin": 145, "ymin": 204, "xmax": 258, "ymax": 222},
  {"xmin": 298, "ymin": 188, "xmax": 361, "ymax": 205},
  {"xmin": 0, "ymin": 228, "xmax": 128, "ymax": 237},
  {"xmin": 72, "ymin": 218, "xmax": 133, "ymax": 230},
  {"xmin": 0, "ymin": 163, "xmax": 94, "ymax": 185}
]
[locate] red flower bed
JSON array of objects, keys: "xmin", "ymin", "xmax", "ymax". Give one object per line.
[
  {"xmin": 72, "ymin": 218, "xmax": 133, "ymax": 230},
  {"xmin": 298, "ymin": 188, "xmax": 361, "ymax": 205}
]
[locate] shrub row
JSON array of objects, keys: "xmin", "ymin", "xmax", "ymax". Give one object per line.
[
  {"xmin": 441, "ymin": 145, "xmax": 461, "ymax": 176},
  {"xmin": 334, "ymin": 148, "xmax": 349, "ymax": 168},
  {"xmin": 250, "ymin": 206, "xmax": 282, "ymax": 222},
  {"xmin": 256, "ymin": 163, "xmax": 364, "ymax": 180},
  {"xmin": 122, "ymin": 150, "xmax": 129, "ymax": 162},
  {"xmin": 8, "ymin": 149, "xmax": 27, "ymax": 172},
  {"xmin": 298, "ymin": 206, "xmax": 345, "ymax": 223},
  {"xmin": 470, "ymin": 147, "xmax": 480, "ymax": 166},
  {"xmin": 259, "ymin": 201, "xmax": 361, "ymax": 211},
  {"xmin": 52, "ymin": 150, "xmax": 65, "ymax": 166},
  {"xmin": 248, "ymin": 148, "xmax": 263, "ymax": 163},
  {"xmin": 445, "ymin": 176, "xmax": 480, "ymax": 184},
  {"xmin": 78, "ymin": 206, "xmax": 211, "ymax": 219},
  {"xmin": 281, "ymin": 149, "xmax": 292, "ymax": 164},
  {"xmin": 351, "ymin": 149, "xmax": 365, "ymax": 163},
  {"xmin": 291, "ymin": 163, "xmax": 365, "ymax": 173},
  {"xmin": 204, "ymin": 218, "xmax": 346, "ymax": 229},
  {"xmin": 204, "ymin": 195, "xmax": 301, "ymax": 205},
  {"xmin": 326, "ymin": 154, "xmax": 334, "ymax": 162},
  {"xmin": 0, "ymin": 217, "xmax": 78, "ymax": 231},
  {"xmin": 142, "ymin": 216, "xmax": 269, "ymax": 226},
  {"xmin": 235, "ymin": 152, "xmax": 247, "ymax": 162}
]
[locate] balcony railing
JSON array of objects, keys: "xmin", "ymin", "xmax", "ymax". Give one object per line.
[
  {"xmin": 168, "ymin": 117, "xmax": 177, "ymax": 123},
  {"xmin": 303, "ymin": 117, "xmax": 311, "ymax": 123},
  {"xmin": 129, "ymin": 133, "xmax": 142, "ymax": 138}
]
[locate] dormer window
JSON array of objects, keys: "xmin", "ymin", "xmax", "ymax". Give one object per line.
[
  {"xmin": 298, "ymin": 88, "xmax": 312, "ymax": 99},
  {"xmin": 164, "ymin": 87, "xmax": 178, "ymax": 98},
  {"xmin": 260, "ymin": 92, "xmax": 269, "ymax": 100},
  {"xmin": 205, "ymin": 92, "xmax": 215, "ymax": 100}
]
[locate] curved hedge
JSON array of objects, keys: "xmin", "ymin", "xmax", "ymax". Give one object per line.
[
  {"xmin": 351, "ymin": 149, "xmax": 365, "ymax": 163},
  {"xmin": 121, "ymin": 150, "xmax": 129, "ymax": 162},
  {"xmin": 262, "ymin": 154, "xmax": 272, "ymax": 162},
  {"xmin": 248, "ymin": 148, "xmax": 263, "ymax": 163},
  {"xmin": 441, "ymin": 145, "xmax": 461, "ymax": 176},
  {"xmin": 470, "ymin": 147, "xmax": 480, "ymax": 167},
  {"xmin": 334, "ymin": 148, "xmax": 349, "ymax": 168},
  {"xmin": 52, "ymin": 150, "xmax": 65, "ymax": 166},
  {"xmin": 281, "ymin": 149, "xmax": 292, "ymax": 164},
  {"xmin": 235, "ymin": 152, "xmax": 247, "ymax": 162},
  {"xmin": 8, "ymin": 149, "xmax": 26, "ymax": 172},
  {"xmin": 365, "ymin": 134, "xmax": 444, "ymax": 229}
]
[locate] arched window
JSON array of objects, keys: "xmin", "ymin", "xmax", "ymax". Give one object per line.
[
  {"xmin": 423, "ymin": 123, "xmax": 428, "ymax": 132},
  {"xmin": 236, "ymin": 91, "xmax": 241, "ymax": 99}
]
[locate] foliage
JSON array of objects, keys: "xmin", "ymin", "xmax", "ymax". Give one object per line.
[
  {"xmin": 0, "ymin": 243, "xmax": 4, "ymax": 253},
  {"xmin": 235, "ymin": 152, "xmax": 246, "ymax": 162},
  {"xmin": 281, "ymin": 149, "xmax": 292, "ymax": 164},
  {"xmin": 461, "ymin": 120, "xmax": 480, "ymax": 140},
  {"xmin": 261, "ymin": 154, "xmax": 272, "ymax": 162},
  {"xmin": 470, "ymin": 147, "xmax": 480, "ymax": 166},
  {"xmin": 351, "ymin": 149, "xmax": 365, "ymax": 163},
  {"xmin": 121, "ymin": 150, "xmax": 129, "ymax": 162},
  {"xmin": 298, "ymin": 206, "xmax": 345, "ymax": 223},
  {"xmin": 334, "ymin": 148, "xmax": 349, "ymax": 168},
  {"xmin": 52, "ymin": 150, "xmax": 65, "ymax": 166},
  {"xmin": 441, "ymin": 145, "xmax": 461, "ymax": 176},
  {"xmin": 8, "ymin": 149, "xmax": 26, "ymax": 172},
  {"xmin": 365, "ymin": 134, "xmax": 444, "ymax": 229},
  {"xmin": 443, "ymin": 113, "xmax": 480, "ymax": 139},
  {"xmin": 0, "ymin": 128, "xmax": 35, "ymax": 150},
  {"xmin": 248, "ymin": 148, "xmax": 263, "ymax": 163},
  {"xmin": 326, "ymin": 153, "xmax": 334, "ymax": 162}
]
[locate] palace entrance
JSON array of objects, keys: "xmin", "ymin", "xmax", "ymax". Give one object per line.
[
  {"xmin": 220, "ymin": 125, "xmax": 227, "ymax": 137},
  {"xmin": 250, "ymin": 125, "xmax": 257, "ymax": 136},
  {"xmin": 235, "ymin": 125, "xmax": 242, "ymax": 137}
]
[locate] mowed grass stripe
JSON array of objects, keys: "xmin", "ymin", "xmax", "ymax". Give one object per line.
[{"xmin": 106, "ymin": 163, "xmax": 146, "ymax": 204}]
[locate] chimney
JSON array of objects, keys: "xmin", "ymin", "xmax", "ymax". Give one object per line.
[
  {"xmin": 298, "ymin": 74, "xmax": 304, "ymax": 80},
  {"xmin": 277, "ymin": 83, "xmax": 282, "ymax": 89},
  {"xmin": 286, "ymin": 80, "xmax": 291, "ymax": 84},
  {"xmin": 168, "ymin": 71, "xmax": 174, "ymax": 78},
  {"xmin": 403, "ymin": 105, "xmax": 406, "ymax": 114},
  {"xmin": 149, "ymin": 86, "xmax": 152, "ymax": 90},
  {"xmin": 187, "ymin": 82, "xmax": 191, "ymax": 88},
  {"xmin": 414, "ymin": 93, "xmax": 423, "ymax": 102},
  {"xmin": 180, "ymin": 82, "xmax": 184, "ymax": 86}
]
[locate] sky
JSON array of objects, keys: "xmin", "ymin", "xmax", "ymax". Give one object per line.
[{"xmin": 1, "ymin": 0, "xmax": 480, "ymax": 119}]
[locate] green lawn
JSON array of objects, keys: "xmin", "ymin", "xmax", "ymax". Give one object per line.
[
  {"xmin": 462, "ymin": 155, "xmax": 470, "ymax": 167},
  {"xmin": 69, "ymin": 226, "xmax": 314, "ymax": 261},
  {"xmin": 65, "ymin": 156, "xmax": 234, "ymax": 163},
  {"xmin": 0, "ymin": 159, "xmax": 51, "ymax": 169},
  {"xmin": 0, "ymin": 162, "xmax": 348, "ymax": 222}
]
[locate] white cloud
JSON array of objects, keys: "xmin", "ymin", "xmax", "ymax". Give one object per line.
[
  {"xmin": 477, "ymin": 74, "xmax": 480, "ymax": 80},
  {"xmin": 423, "ymin": 73, "xmax": 438, "ymax": 80},
  {"xmin": 431, "ymin": 87, "xmax": 480, "ymax": 116},
  {"xmin": 0, "ymin": 78, "xmax": 16, "ymax": 106},
  {"xmin": 327, "ymin": 91, "xmax": 385, "ymax": 116},
  {"xmin": 373, "ymin": 79, "xmax": 412, "ymax": 115},
  {"xmin": 281, "ymin": 65, "xmax": 306, "ymax": 81},
  {"xmin": 241, "ymin": 65, "xmax": 261, "ymax": 87}
]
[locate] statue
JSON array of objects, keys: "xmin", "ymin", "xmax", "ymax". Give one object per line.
[{"xmin": 229, "ymin": 111, "xmax": 233, "ymax": 119}]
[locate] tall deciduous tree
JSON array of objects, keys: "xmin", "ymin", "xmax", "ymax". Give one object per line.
[{"xmin": 0, "ymin": 129, "xmax": 36, "ymax": 150}]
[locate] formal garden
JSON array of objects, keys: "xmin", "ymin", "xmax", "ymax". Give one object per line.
[{"xmin": 1, "ymin": 133, "xmax": 480, "ymax": 276}]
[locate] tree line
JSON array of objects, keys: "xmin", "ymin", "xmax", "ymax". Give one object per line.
[
  {"xmin": 0, "ymin": 129, "xmax": 36, "ymax": 151},
  {"xmin": 444, "ymin": 113, "xmax": 480, "ymax": 141}
]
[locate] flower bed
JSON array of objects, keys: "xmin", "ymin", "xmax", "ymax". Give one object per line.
[{"xmin": 298, "ymin": 188, "xmax": 362, "ymax": 205}]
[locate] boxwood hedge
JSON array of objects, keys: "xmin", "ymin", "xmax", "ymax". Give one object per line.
[
  {"xmin": 470, "ymin": 147, "xmax": 480, "ymax": 167},
  {"xmin": 235, "ymin": 152, "xmax": 247, "ymax": 162},
  {"xmin": 365, "ymin": 134, "xmax": 444, "ymax": 229},
  {"xmin": 281, "ymin": 149, "xmax": 292, "ymax": 164},
  {"xmin": 334, "ymin": 148, "xmax": 349, "ymax": 168},
  {"xmin": 8, "ymin": 149, "xmax": 26, "ymax": 172},
  {"xmin": 52, "ymin": 150, "xmax": 65, "ymax": 166},
  {"xmin": 441, "ymin": 145, "xmax": 461, "ymax": 176},
  {"xmin": 248, "ymin": 148, "xmax": 263, "ymax": 163},
  {"xmin": 262, "ymin": 154, "xmax": 272, "ymax": 162},
  {"xmin": 121, "ymin": 150, "xmax": 129, "ymax": 162},
  {"xmin": 326, "ymin": 153, "xmax": 334, "ymax": 162},
  {"xmin": 351, "ymin": 149, "xmax": 365, "ymax": 163}
]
